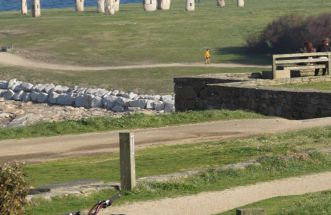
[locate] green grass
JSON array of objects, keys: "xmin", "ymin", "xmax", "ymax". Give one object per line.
[
  {"xmin": 281, "ymin": 81, "xmax": 331, "ymax": 92},
  {"xmin": 220, "ymin": 190, "xmax": 331, "ymax": 215},
  {"xmin": 1, "ymin": 0, "xmax": 330, "ymax": 66},
  {"xmin": 0, "ymin": 65, "xmax": 261, "ymax": 94},
  {"xmin": 0, "ymin": 110, "xmax": 262, "ymax": 141}
]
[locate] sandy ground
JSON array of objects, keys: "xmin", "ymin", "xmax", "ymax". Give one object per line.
[
  {"xmin": 0, "ymin": 52, "xmax": 271, "ymax": 71},
  {"xmin": 1, "ymin": 117, "xmax": 331, "ymax": 163},
  {"xmin": 104, "ymin": 171, "xmax": 331, "ymax": 215}
]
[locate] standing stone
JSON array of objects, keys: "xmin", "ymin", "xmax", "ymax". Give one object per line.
[
  {"xmin": 144, "ymin": 0, "xmax": 157, "ymax": 12},
  {"xmin": 159, "ymin": 0, "xmax": 171, "ymax": 10},
  {"xmin": 97, "ymin": 0, "xmax": 105, "ymax": 13},
  {"xmin": 105, "ymin": 0, "xmax": 116, "ymax": 15},
  {"xmin": 114, "ymin": 0, "xmax": 120, "ymax": 12},
  {"xmin": 237, "ymin": 0, "xmax": 244, "ymax": 7},
  {"xmin": 217, "ymin": 0, "xmax": 225, "ymax": 7},
  {"xmin": 186, "ymin": 0, "xmax": 195, "ymax": 11},
  {"xmin": 76, "ymin": 0, "xmax": 85, "ymax": 12},
  {"xmin": 21, "ymin": 0, "xmax": 28, "ymax": 15},
  {"xmin": 32, "ymin": 0, "xmax": 41, "ymax": 17}
]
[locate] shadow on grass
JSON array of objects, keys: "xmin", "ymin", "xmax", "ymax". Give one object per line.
[{"xmin": 215, "ymin": 46, "xmax": 271, "ymax": 66}]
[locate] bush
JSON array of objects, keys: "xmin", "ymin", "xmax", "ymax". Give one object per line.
[
  {"xmin": 0, "ymin": 162, "xmax": 29, "ymax": 215},
  {"xmin": 247, "ymin": 13, "xmax": 331, "ymax": 54}
]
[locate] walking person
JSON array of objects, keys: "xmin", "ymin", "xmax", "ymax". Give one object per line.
[{"xmin": 204, "ymin": 48, "xmax": 211, "ymax": 64}]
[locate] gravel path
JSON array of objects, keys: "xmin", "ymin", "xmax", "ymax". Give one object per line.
[
  {"xmin": 104, "ymin": 171, "xmax": 331, "ymax": 215},
  {"xmin": 1, "ymin": 117, "xmax": 331, "ymax": 163},
  {"xmin": 0, "ymin": 52, "xmax": 270, "ymax": 71}
]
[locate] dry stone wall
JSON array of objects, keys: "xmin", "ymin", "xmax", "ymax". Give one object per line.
[
  {"xmin": 175, "ymin": 75, "xmax": 331, "ymax": 119},
  {"xmin": 0, "ymin": 79, "xmax": 175, "ymax": 113}
]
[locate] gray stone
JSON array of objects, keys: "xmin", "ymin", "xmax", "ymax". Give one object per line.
[
  {"xmin": 57, "ymin": 93, "xmax": 75, "ymax": 106},
  {"xmin": 2, "ymin": 90, "xmax": 15, "ymax": 100},
  {"xmin": 54, "ymin": 85, "xmax": 69, "ymax": 93},
  {"xmin": 164, "ymin": 101, "xmax": 175, "ymax": 112},
  {"xmin": 128, "ymin": 92, "xmax": 138, "ymax": 99},
  {"xmin": 10, "ymin": 81, "xmax": 23, "ymax": 92},
  {"xmin": 37, "ymin": 92, "xmax": 49, "ymax": 103},
  {"xmin": 43, "ymin": 84, "xmax": 55, "ymax": 93},
  {"xmin": 154, "ymin": 101, "xmax": 165, "ymax": 111},
  {"xmin": 13, "ymin": 90, "xmax": 24, "ymax": 101},
  {"xmin": 111, "ymin": 90, "xmax": 119, "ymax": 96},
  {"xmin": 75, "ymin": 95, "xmax": 93, "ymax": 108},
  {"xmin": 103, "ymin": 95, "xmax": 117, "ymax": 109},
  {"xmin": 128, "ymin": 99, "xmax": 147, "ymax": 109},
  {"xmin": 33, "ymin": 84, "xmax": 46, "ymax": 92},
  {"xmin": 90, "ymin": 96, "xmax": 103, "ymax": 108},
  {"xmin": 115, "ymin": 97, "xmax": 129, "ymax": 107},
  {"xmin": 111, "ymin": 105, "xmax": 125, "ymax": 112},
  {"xmin": 146, "ymin": 100, "xmax": 154, "ymax": 109},
  {"xmin": 8, "ymin": 114, "xmax": 30, "ymax": 127},
  {"xmin": 0, "ymin": 80, "xmax": 8, "ymax": 89},
  {"xmin": 22, "ymin": 92, "xmax": 31, "ymax": 102},
  {"xmin": 20, "ymin": 82, "xmax": 34, "ymax": 91},
  {"xmin": 48, "ymin": 92, "xmax": 60, "ymax": 104},
  {"xmin": 161, "ymin": 95, "xmax": 173, "ymax": 102}
]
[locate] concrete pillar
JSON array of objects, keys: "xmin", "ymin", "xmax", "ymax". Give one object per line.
[
  {"xmin": 159, "ymin": 0, "xmax": 171, "ymax": 10},
  {"xmin": 144, "ymin": 0, "xmax": 157, "ymax": 12},
  {"xmin": 97, "ymin": 0, "xmax": 105, "ymax": 13},
  {"xmin": 237, "ymin": 0, "xmax": 244, "ymax": 7},
  {"xmin": 186, "ymin": 0, "xmax": 195, "ymax": 11},
  {"xmin": 75, "ymin": 0, "xmax": 85, "ymax": 12},
  {"xmin": 217, "ymin": 0, "xmax": 225, "ymax": 7},
  {"xmin": 114, "ymin": 0, "xmax": 120, "ymax": 12},
  {"xmin": 32, "ymin": 0, "xmax": 41, "ymax": 17},
  {"xmin": 105, "ymin": 0, "xmax": 115, "ymax": 15},
  {"xmin": 21, "ymin": 0, "xmax": 28, "ymax": 15},
  {"xmin": 119, "ymin": 132, "xmax": 136, "ymax": 191}
]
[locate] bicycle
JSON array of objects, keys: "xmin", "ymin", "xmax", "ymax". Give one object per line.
[{"xmin": 67, "ymin": 185, "xmax": 121, "ymax": 215}]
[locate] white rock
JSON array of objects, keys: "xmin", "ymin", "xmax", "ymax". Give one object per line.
[
  {"xmin": 146, "ymin": 100, "xmax": 154, "ymax": 109},
  {"xmin": 161, "ymin": 95, "xmax": 173, "ymax": 102},
  {"xmin": 54, "ymin": 85, "xmax": 69, "ymax": 93},
  {"xmin": 7, "ymin": 79, "xmax": 17, "ymax": 89},
  {"xmin": 111, "ymin": 90, "xmax": 119, "ymax": 96},
  {"xmin": 33, "ymin": 84, "xmax": 46, "ymax": 92},
  {"xmin": 43, "ymin": 84, "xmax": 55, "ymax": 93}
]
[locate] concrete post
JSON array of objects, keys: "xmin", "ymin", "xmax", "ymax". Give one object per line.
[
  {"xmin": 217, "ymin": 0, "xmax": 225, "ymax": 7},
  {"xmin": 186, "ymin": 0, "xmax": 195, "ymax": 11},
  {"xmin": 21, "ymin": 0, "xmax": 28, "ymax": 15},
  {"xmin": 76, "ymin": 0, "xmax": 85, "ymax": 12},
  {"xmin": 119, "ymin": 132, "xmax": 136, "ymax": 191},
  {"xmin": 237, "ymin": 0, "xmax": 244, "ymax": 7},
  {"xmin": 144, "ymin": 0, "xmax": 157, "ymax": 12},
  {"xmin": 105, "ymin": 0, "xmax": 116, "ymax": 15},
  {"xmin": 159, "ymin": 0, "xmax": 171, "ymax": 10},
  {"xmin": 97, "ymin": 0, "xmax": 105, "ymax": 13},
  {"xmin": 32, "ymin": 0, "xmax": 41, "ymax": 17},
  {"xmin": 114, "ymin": 0, "xmax": 120, "ymax": 12}
]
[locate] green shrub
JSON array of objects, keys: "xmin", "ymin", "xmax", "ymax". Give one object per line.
[{"xmin": 0, "ymin": 162, "xmax": 29, "ymax": 215}]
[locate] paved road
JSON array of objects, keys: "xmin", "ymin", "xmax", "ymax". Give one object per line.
[
  {"xmin": 1, "ymin": 117, "xmax": 331, "ymax": 163},
  {"xmin": 0, "ymin": 52, "xmax": 271, "ymax": 71}
]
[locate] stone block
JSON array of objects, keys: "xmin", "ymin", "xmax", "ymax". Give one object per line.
[
  {"xmin": 54, "ymin": 85, "xmax": 69, "ymax": 93},
  {"xmin": 2, "ymin": 90, "xmax": 15, "ymax": 100},
  {"xmin": 164, "ymin": 101, "xmax": 175, "ymax": 112},
  {"xmin": 0, "ymin": 80, "xmax": 8, "ymax": 89},
  {"xmin": 37, "ymin": 92, "xmax": 49, "ymax": 103},
  {"xmin": 13, "ymin": 90, "xmax": 24, "ymax": 101},
  {"xmin": 103, "ymin": 95, "xmax": 117, "ymax": 109},
  {"xmin": 48, "ymin": 92, "xmax": 60, "ymax": 104},
  {"xmin": 57, "ymin": 93, "xmax": 75, "ymax": 106},
  {"xmin": 7, "ymin": 79, "xmax": 17, "ymax": 89},
  {"xmin": 236, "ymin": 208, "xmax": 265, "ymax": 215},
  {"xmin": 128, "ymin": 99, "xmax": 147, "ymax": 109},
  {"xmin": 20, "ymin": 82, "xmax": 34, "ymax": 91},
  {"xmin": 273, "ymin": 70, "xmax": 291, "ymax": 79},
  {"xmin": 112, "ymin": 105, "xmax": 125, "ymax": 112},
  {"xmin": 22, "ymin": 92, "xmax": 31, "ymax": 102},
  {"xmin": 154, "ymin": 101, "xmax": 165, "ymax": 111},
  {"xmin": 90, "ymin": 96, "xmax": 103, "ymax": 108}
]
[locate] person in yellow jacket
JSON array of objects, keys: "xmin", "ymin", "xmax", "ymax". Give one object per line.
[{"xmin": 204, "ymin": 49, "xmax": 211, "ymax": 64}]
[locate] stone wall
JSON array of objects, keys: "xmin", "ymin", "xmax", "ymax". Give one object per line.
[
  {"xmin": 0, "ymin": 79, "xmax": 175, "ymax": 113},
  {"xmin": 175, "ymin": 75, "xmax": 331, "ymax": 119}
]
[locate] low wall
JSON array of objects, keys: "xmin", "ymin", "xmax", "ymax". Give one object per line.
[
  {"xmin": 175, "ymin": 75, "xmax": 331, "ymax": 119},
  {"xmin": 0, "ymin": 79, "xmax": 175, "ymax": 112}
]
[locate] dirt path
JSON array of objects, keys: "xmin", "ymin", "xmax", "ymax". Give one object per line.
[
  {"xmin": 1, "ymin": 117, "xmax": 331, "ymax": 163},
  {"xmin": 0, "ymin": 52, "xmax": 270, "ymax": 71},
  {"xmin": 104, "ymin": 171, "xmax": 331, "ymax": 215}
]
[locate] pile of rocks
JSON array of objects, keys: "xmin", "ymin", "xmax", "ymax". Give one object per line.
[{"xmin": 0, "ymin": 79, "xmax": 175, "ymax": 113}]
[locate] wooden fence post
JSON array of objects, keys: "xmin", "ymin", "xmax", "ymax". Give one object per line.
[{"xmin": 119, "ymin": 132, "xmax": 136, "ymax": 191}]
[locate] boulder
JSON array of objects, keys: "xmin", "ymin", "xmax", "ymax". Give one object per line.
[
  {"xmin": 33, "ymin": 84, "xmax": 46, "ymax": 92},
  {"xmin": 146, "ymin": 100, "xmax": 154, "ymax": 109},
  {"xmin": 54, "ymin": 85, "xmax": 70, "ymax": 93},
  {"xmin": 128, "ymin": 99, "xmax": 147, "ymax": 109},
  {"xmin": 154, "ymin": 101, "xmax": 165, "ymax": 111},
  {"xmin": 7, "ymin": 79, "xmax": 17, "ymax": 90},
  {"xmin": 20, "ymin": 82, "xmax": 34, "ymax": 91},
  {"xmin": 115, "ymin": 97, "xmax": 129, "ymax": 107},
  {"xmin": 48, "ymin": 92, "xmax": 60, "ymax": 104},
  {"xmin": 111, "ymin": 105, "xmax": 125, "ymax": 112},
  {"xmin": 0, "ymin": 80, "xmax": 8, "ymax": 89},
  {"xmin": 161, "ymin": 95, "xmax": 173, "ymax": 102},
  {"xmin": 90, "ymin": 96, "xmax": 103, "ymax": 108},
  {"xmin": 164, "ymin": 101, "xmax": 175, "ymax": 112},
  {"xmin": 57, "ymin": 93, "xmax": 76, "ymax": 106},
  {"xmin": 103, "ymin": 95, "xmax": 117, "ymax": 109},
  {"xmin": 13, "ymin": 90, "xmax": 24, "ymax": 101},
  {"xmin": 37, "ymin": 92, "xmax": 49, "ymax": 103},
  {"xmin": 2, "ymin": 90, "xmax": 15, "ymax": 100},
  {"xmin": 111, "ymin": 90, "xmax": 119, "ymax": 96},
  {"xmin": 22, "ymin": 92, "xmax": 31, "ymax": 102},
  {"xmin": 43, "ymin": 84, "xmax": 55, "ymax": 93}
]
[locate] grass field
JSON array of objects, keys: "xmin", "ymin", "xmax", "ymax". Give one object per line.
[
  {"xmin": 0, "ymin": 0, "xmax": 330, "ymax": 66},
  {"xmin": 25, "ymin": 126, "xmax": 331, "ymax": 214},
  {"xmin": 0, "ymin": 65, "xmax": 261, "ymax": 93},
  {"xmin": 220, "ymin": 190, "xmax": 331, "ymax": 215},
  {"xmin": 282, "ymin": 81, "xmax": 331, "ymax": 92}
]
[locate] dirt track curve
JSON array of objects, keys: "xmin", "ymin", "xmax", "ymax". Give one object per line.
[
  {"xmin": 104, "ymin": 171, "xmax": 331, "ymax": 215},
  {"xmin": 0, "ymin": 52, "xmax": 271, "ymax": 71},
  {"xmin": 1, "ymin": 117, "xmax": 331, "ymax": 163}
]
